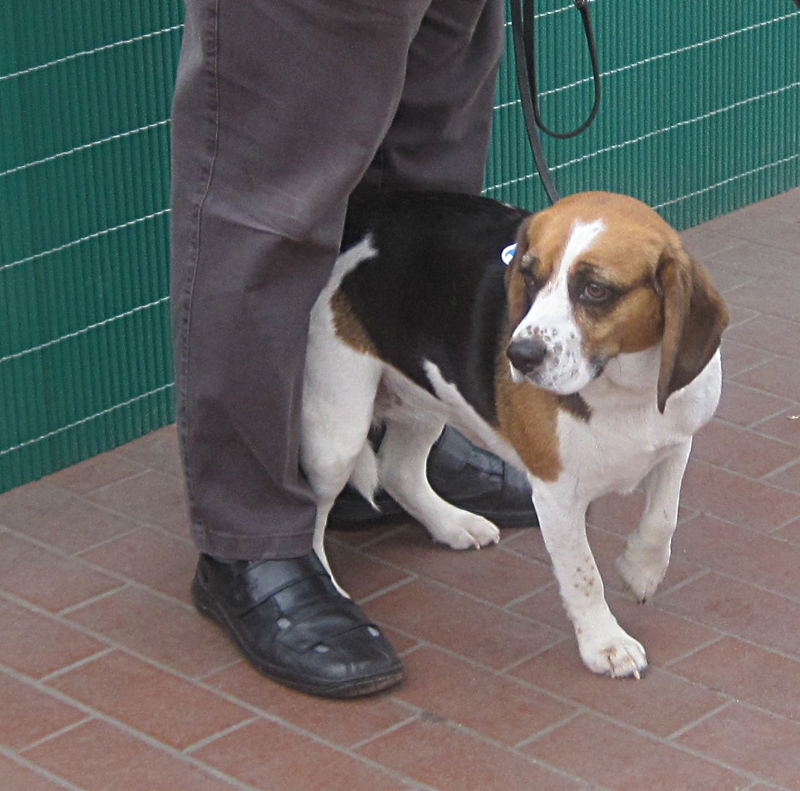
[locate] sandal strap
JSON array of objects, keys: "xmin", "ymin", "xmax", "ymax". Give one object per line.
[
  {"xmin": 221, "ymin": 554, "xmax": 382, "ymax": 652},
  {"xmin": 226, "ymin": 553, "xmax": 329, "ymax": 617},
  {"xmin": 272, "ymin": 599, "xmax": 379, "ymax": 652}
]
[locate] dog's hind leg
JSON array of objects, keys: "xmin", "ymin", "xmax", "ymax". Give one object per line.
[
  {"xmin": 616, "ymin": 438, "xmax": 693, "ymax": 602},
  {"xmin": 377, "ymin": 417, "xmax": 501, "ymax": 550},
  {"xmin": 301, "ymin": 342, "xmax": 383, "ymax": 594}
]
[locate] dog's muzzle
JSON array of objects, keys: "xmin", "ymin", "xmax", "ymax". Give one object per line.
[{"xmin": 507, "ymin": 336, "xmax": 607, "ymax": 391}]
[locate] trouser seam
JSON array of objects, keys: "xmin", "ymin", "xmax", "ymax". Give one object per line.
[{"xmin": 177, "ymin": 0, "xmax": 222, "ymax": 534}]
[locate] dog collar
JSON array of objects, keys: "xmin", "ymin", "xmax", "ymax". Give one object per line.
[{"xmin": 501, "ymin": 243, "xmax": 517, "ymax": 265}]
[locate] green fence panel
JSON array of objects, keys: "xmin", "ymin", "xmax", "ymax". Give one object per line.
[
  {"xmin": 486, "ymin": 1, "xmax": 800, "ymax": 224},
  {"xmin": 1, "ymin": 1, "xmax": 799, "ymax": 493},
  {"xmin": 1, "ymin": 1, "xmax": 182, "ymax": 491}
]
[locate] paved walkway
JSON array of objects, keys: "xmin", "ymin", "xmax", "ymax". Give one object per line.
[{"xmin": 1, "ymin": 187, "xmax": 799, "ymax": 791}]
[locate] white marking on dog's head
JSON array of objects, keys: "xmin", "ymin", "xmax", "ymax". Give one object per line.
[{"xmin": 508, "ymin": 219, "xmax": 605, "ymax": 393}]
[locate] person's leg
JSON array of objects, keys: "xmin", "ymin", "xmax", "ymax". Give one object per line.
[
  {"xmin": 363, "ymin": 0, "xmax": 506, "ymax": 194},
  {"xmin": 171, "ymin": 0, "xmax": 428, "ymax": 560},
  {"xmin": 171, "ymin": 0, "xmax": 432, "ymax": 696}
]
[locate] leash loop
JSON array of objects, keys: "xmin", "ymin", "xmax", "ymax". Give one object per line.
[
  {"xmin": 525, "ymin": 0, "xmax": 601, "ymax": 140},
  {"xmin": 510, "ymin": 0, "xmax": 602, "ymax": 204}
]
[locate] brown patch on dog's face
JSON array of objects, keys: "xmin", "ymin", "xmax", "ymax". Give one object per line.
[
  {"xmin": 505, "ymin": 243, "xmax": 536, "ymax": 333},
  {"xmin": 566, "ymin": 232, "xmax": 667, "ymax": 363},
  {"xmin": 506, "ymin": 209, "xmax": 569, "ymax": 330},
  {"xmin": 505, "ymin": 207, "xmax": 571, "ymax": 330}
]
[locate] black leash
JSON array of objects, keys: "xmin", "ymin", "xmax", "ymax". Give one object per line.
[{"xmin": 509, "ymin": 0, "xmax": 601, "ymax": 204}]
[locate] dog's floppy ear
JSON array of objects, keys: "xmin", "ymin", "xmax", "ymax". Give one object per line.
[
  {"xmin": 656, "ymin": 246, "xmax": 728, "ymax": 413},
  {"xmin": 504, "ymin": 218, "xmax": 536, "ymax": 329}
]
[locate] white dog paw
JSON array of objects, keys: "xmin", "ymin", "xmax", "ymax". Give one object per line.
[
  {"xmin": 430, "ymin": 513, "xmax": 500, "ymax": 550},
  {"xmin": 579, "ymin": 630, "xmax": 648, "ymax": 679},
  {"xmin": 616, "ymin": 542, "xmax": 670, "ymax": 603}
]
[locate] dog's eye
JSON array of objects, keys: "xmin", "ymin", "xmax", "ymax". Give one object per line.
[{"xmin": 580, "ymin": 282, "xmax": 612, "ymax": 304}]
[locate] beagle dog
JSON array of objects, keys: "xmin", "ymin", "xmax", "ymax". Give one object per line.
[{"xmin": 301, "ymin": 189, "xmax": 728, "ymax": 679}]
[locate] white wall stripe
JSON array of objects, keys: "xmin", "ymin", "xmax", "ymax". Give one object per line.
[
  {"xmin": 550, "ymin": 80, "xmax": 800, "ymax": 172},
  {"xmin": 0, "ymin": 383, "xmax": 174, "ymax": 458},
  {"xmin": 0, "ymin": 297, "xmax": 170, "ymax": 366},
  {"xmin": 532, "ymin": 1, "xmax": 585, "ymax": 19},
  {"xmin": 0, "ymin": 25, "xmax": 184, "ymax": 82},
  {"xmin": 0, "ymin": 120, "xmax": 170, "ymax": 180},
  {"xmin": 654, "ymin": 152, "xmax": 800, "ymax": 210},
  {"xmin": 501, "ymin": 0, "xmax": 592, "ymax": 27},
  {"xmin": 0, "ymin": 209, "xmax": 170, "ymax": 275},
  {"xmin": 486, "ymin": 151, "xmax": 800, "ymax": 214},
  {"xmin": 552, "ymin": 10, "xmax": 800, "ymax": 96},
  {"xmin": 494, "ymin": 98, "xmax": 520, "ymax": 111},
  {"xmin": 493, "ymin": 9, "xmax": 800, "ymax": 108},
  {"xmin": 484, "ymin": 80, "xmax": 800, "ymax": 193}
]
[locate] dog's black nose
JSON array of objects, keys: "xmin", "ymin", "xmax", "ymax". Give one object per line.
[{"xmin": 507, "ymin": 337, "xmax": 548, "ymax": 374}]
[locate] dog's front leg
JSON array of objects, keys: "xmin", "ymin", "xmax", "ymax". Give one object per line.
[
  {"xmin": 378, "ymin": 418, "xmax": 501, "ymax": 550},
  {"xmin": 616, "ymin": 438, "xmax": 692, "ymax": 602},
  {"xmin": 532, "ymin": 478, "xmax": 647, "ymax": 679}
]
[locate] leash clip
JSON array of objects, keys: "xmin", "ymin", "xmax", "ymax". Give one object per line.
[
  {"xmin": 574, "ymin": 0, "xmax": 588, "ymax": 8},
  {"xmin": 501, "ymin": 244, "xmax": 517, "ymax": 265}
]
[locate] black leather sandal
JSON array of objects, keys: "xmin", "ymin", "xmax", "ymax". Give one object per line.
[{"xmin": 192, "ymin": 553, "xmax": 403, "ymax": 698}]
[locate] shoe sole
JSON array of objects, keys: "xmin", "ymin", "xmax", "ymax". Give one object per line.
[{"xmin": 192, "ymin": 574, "xmax": 404, "ymax": 699}]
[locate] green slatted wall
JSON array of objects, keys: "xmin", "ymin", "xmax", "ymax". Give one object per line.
[
  {"xmin": 1, "ymin": 1, "xmax": 799, "ymax": 493},
  {"xmin": 1, "ymin": 1, "xmax": 182, "ymax": 491},
  {"xmin": 486, "ymin": 1, "xmax": 800, "ymax": 224}
]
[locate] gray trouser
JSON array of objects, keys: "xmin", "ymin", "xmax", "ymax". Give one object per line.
[{"xmin": 170, "ymin": 0, "xmax": 504, "ymax": 559}]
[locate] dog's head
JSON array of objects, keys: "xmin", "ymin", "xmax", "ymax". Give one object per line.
[{"xmin": 505, "ymin": 191, "xmax": 728, "ymax": 413}]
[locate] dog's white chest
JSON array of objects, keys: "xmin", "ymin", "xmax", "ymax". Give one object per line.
[
  {"xmin": 558, "ymin": 407, "xmax": 674, "ymax": 499},
  {"xmin": 558, "ymin": 349, "xmax": 722, "ymax": 500}
]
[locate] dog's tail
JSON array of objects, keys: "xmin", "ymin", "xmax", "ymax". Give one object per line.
[{"xmin": 349, "ymin": 441, "xmax": 380, "ymax": 509}]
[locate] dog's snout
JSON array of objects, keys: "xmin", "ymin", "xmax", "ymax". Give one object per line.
[{"xmin": 507, "ymin": 337, "xmax": 548, "ymax": 374}]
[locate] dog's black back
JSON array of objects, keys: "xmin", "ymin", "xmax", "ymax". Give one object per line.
[{"xmin": 339, "ymin": 190, "xmax": 531, "ymax": 424}]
